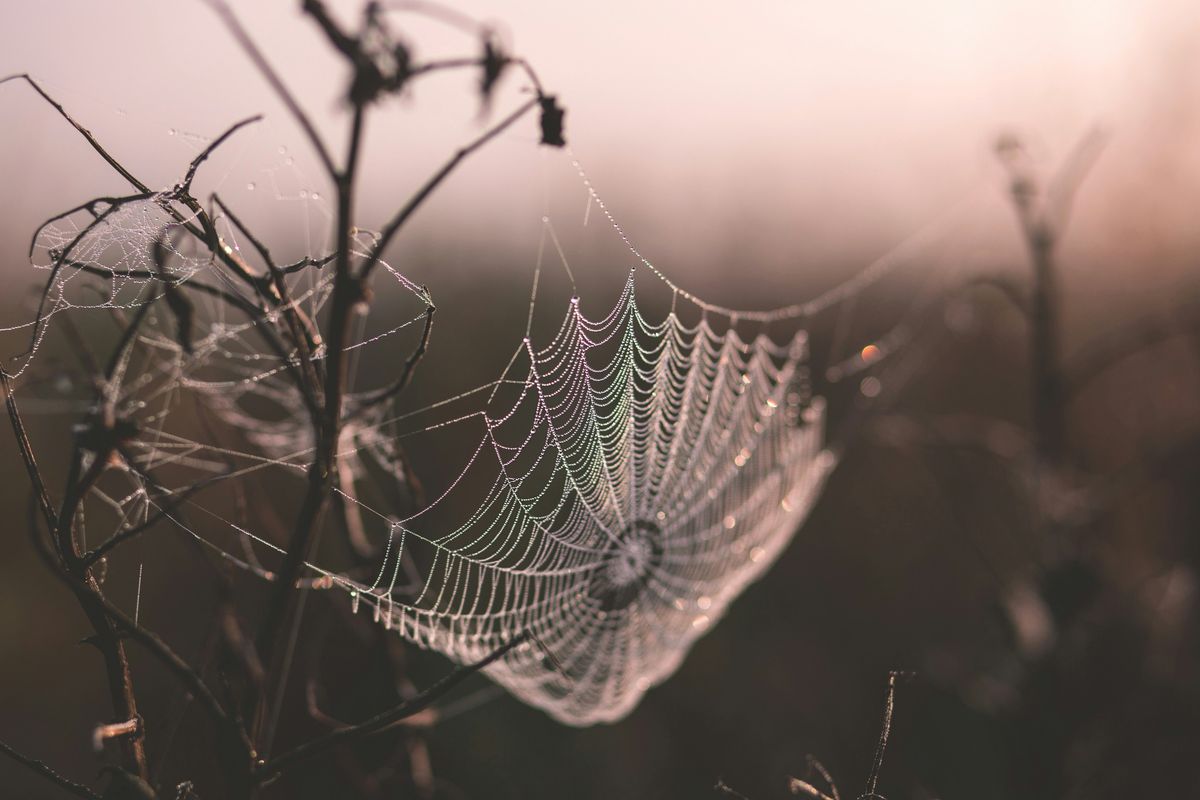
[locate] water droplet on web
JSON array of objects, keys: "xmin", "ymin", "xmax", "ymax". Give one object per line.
[
  {"xmin": 310, "ymin": 192, "xmax": 320, "ymax": 201},
  {"xmin": 246, "ymin": 182, "xmax": 256, "ymax": 191},
  {"xmin": 167, "ymin": 128, "xmax": 176, "ymax": 136}
]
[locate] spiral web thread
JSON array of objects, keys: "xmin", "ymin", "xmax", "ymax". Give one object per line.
[
  {"xmin": 330, "ymin": 275, "xmax": 833, "ymax": 724},
  {"xmin": 6, "ymin": 143, "xmax": 955, "ymax": 726}
]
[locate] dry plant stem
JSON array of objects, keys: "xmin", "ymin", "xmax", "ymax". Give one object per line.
[
  {"xmin": 0, "ymin": 739, "xmax": 102, "ymax": 800},
  {"xmin": 203, "ymin": 0, "xmax": 337, "ymax": 178},
  {"xmin": 0, "ymin": 74, "xmax": 151, "ymax": 194},
  {"xmin": 212, "ymin": 194, "xmax": 324, "ymax": 415},
  {"xmin": 1, "ymin": 365, "xmax": 149, "ymax": 780},
  {"xmin": 1020, "ymin": 209, "xmax": 1065, "ymax": 467},
  {"xmin": 360, "ymin": 301, "xmax": 435, "ymax": 408},
  {"xmin": 5, "ymin": 369, "xmax": 251, "ymax": 786},
  {"xmin": 234, "ymin": 0, "xmax": 535, "ymax": 755},
  {"xmin": 359, "ymin": 95, "xmax": 539, "ymax": 282},
  {"xmin": 259, "ymin": 633, "xmax": 530, "ymax": 781},
  {"xmin": 247, "ymin": 38, "xmax": 369, "ymax": 758},
  {"xmin": 862, "ymin": 672, "xmax": 900, "ymax": 799},
  {"xmin": 4, "ymin": 4, "xmax": 560, "ymax": 790}
]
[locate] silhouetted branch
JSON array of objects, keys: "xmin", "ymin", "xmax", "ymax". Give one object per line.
[
  {"xmin": 260, "ymin": 632, "xmax": 530, "ymax": 780},
  {"xmin": 0, "ymin": 738, "xmax": 101, "ymax": 800},
  {"xmin": 204, "ymin": 0, "xmax": 337, "ymax": 180},
  {"xmin": 359, "ymin": 96, "xmax": 539, "ymax": 282},
  {"xmin": 359, "ymin": 299, "xmax": 435, "ymax": 409},
  {"xmin": 0, "ymin": 73, "xmax": 151, "ymax": 193}
]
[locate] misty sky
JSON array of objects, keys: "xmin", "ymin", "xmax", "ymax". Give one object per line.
[{"xmin": 2, "ymin": 0, "xmax": 1198, "ymax": 335}]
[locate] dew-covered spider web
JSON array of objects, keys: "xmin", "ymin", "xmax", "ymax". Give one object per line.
[{"xmin": 5, "ymin": 126, "xmax": 959, "ymax": 725}]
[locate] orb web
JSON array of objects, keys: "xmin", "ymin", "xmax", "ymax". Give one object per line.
[
  {"xmin": 330, "ymin": 275, "xmax": 835, "ymax": 724},
  {"xmin": 7, "ymin": 136, "xmax": 949, "ymax": 726}
]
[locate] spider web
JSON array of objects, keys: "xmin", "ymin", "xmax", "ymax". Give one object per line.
[{"xmin": 7, "ymin": 139, "xmax": 952, "ymax": 726}]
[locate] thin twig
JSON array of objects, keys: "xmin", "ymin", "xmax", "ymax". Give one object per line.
[
  {"xmin": 204, "ymin": 0, "xmax": 337, "ymax": 180},
  {"xmin": 0, "ymin": 73, "xmax": 151, "ymax": 193},
  {"xmin": 862, "ymin": 672, "xmax": 903, "ymax": 799},
  {"xmin": 3, "ymin": 369, "xmax": 148, "ymax": 778},
  {"xmin": 260, "ymin": 633, "xmax": 530, "ymax": 780},
  {"xmin": 358, "ymin": 300, "xmax": 435, "ymax": 408},
  {"xmin": 176, "ymin": 115, "xmax": 263, "ymax": 195},
  {"xmin": 359, "ymin": 96, "xmax": 539, "ymax": 282},
  {"xmin": 212, "ymin": 193, "xmax": 324, "ymax": 412},
  {"xmin": 0, "ymin": 738, "xmax": 101, "ymax": 800}
]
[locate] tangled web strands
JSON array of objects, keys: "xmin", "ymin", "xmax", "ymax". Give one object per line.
[
  {"xmin": 335, "ymin": 276, "xmax": 833, "ymax": 725},
  {"xmin": 19, "ymin": 185, "xmax": 834, "ymax": 727},
  {"xmin": 3, "ymin": 195, "xmax": 210, "ymax": 368}
]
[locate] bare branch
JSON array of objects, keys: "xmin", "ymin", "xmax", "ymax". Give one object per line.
[
  {"xmin": 176, "ymin": 115, "xmax": 263, "ymax": 195},
  {"xmin": 359, "ymin": 96, "xmax": 539, "ymax": 282},
  {"xmin": 260, "ymin": 633, "xmax": 530, "ymax": 780},
  {"xmin": 0, "ymin": 73, "xmax": 151, "ymax": 193},
  {"xmin": 203, "ymin": 0, "xmax": 338, "ymax": 180},
  {"xmin": 358, "ymin": 299, "xmax": 435, "ymax": 409},
  {"xmin": 0, "ymin": 738, "xmax": 101, "ymax": 800}
]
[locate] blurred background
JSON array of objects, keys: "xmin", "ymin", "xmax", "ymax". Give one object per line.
[{"xmin": 1, "ymin": 1, "xmax": 1199, "ymax": 798}]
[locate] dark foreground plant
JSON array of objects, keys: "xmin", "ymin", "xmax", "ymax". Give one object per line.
[{"xmin": 0, "ymin": 2, "xmax": 564, "ymax": 797}]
